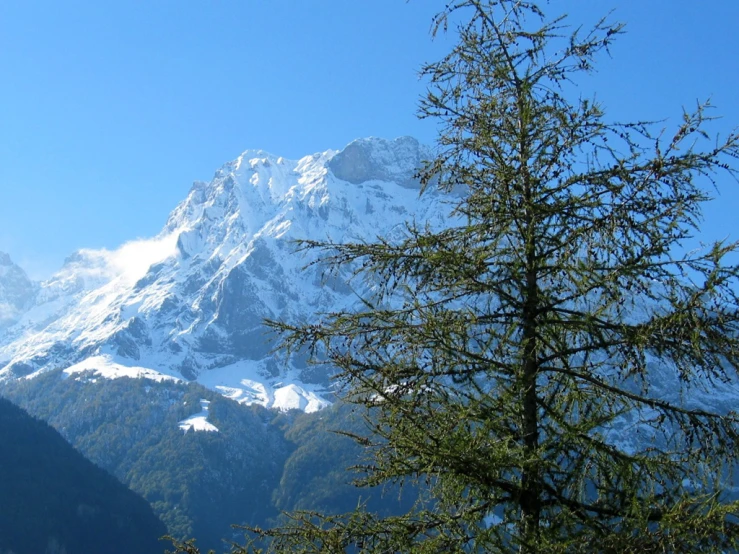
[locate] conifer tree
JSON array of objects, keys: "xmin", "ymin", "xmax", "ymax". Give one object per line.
[{"xmin": 172, "ymin": 1, "xmax": 739, "ymax": 552}]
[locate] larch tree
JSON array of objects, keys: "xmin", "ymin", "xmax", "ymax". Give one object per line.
[{"xmin": 171, "ymin": 1, "xmax": 739, "ymax": 552}]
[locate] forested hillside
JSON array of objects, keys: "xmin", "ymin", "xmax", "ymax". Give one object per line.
[
  {"xmin": 0, "ymin": 396, "xmax": 166, "ymax": 554},
  {"xmin": 2, "ymin": 375, "xmax": 416, "ymax": 553}
]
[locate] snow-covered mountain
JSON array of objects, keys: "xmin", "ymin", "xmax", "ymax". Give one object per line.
[{"xmin": 0, "ymin": 136, "xmax": 449, "ymax": 412}]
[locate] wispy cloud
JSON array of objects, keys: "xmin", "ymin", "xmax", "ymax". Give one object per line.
[
  {"xmin": 105, "ymin": 234, "xmax": 179, "ymax": 282},
  {"xmin": 65, "ymin": 233, "xmax": 179, "ymax": 285}
]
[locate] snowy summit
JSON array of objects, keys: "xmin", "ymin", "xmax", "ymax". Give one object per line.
[{"xmin": 0, "ymin": 137, "xmax": 448, "ymax": 413}]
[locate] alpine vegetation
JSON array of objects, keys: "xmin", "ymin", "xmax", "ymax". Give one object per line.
[{"xmin": 169, "ymin": 1, "xmax": 739, "ymax": 553}]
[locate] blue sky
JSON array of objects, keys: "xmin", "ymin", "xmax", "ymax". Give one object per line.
[{"xmin": 1, "ymin": 1, "xmax": 737, "ymax": 278}]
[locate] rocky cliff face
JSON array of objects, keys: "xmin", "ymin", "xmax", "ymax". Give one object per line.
[
  {"xmin": 328, "ymin": 135, "xmax": 428, "ymax": 188},
  {"xmin": 0, "ymin": 137, "xmax": 447, "ymax": 411},
  {"xmin": 0, "ymin": 252, "xmax": 37, "ymax": 329}
]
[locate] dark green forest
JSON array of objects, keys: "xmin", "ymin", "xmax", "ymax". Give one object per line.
[{"xmin": 0, "ymin": 396, "xmax": 166, "ymax": 554}]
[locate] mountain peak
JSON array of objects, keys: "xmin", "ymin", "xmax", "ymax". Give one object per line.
[
  {"xmin": 0, "ymin": 137, "xmax": 449, "ymax": 412},
  {"xmin": 220, "ymin": 149, "xmax": 285, "ymax": 175}
]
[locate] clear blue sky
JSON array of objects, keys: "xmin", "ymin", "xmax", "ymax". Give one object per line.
[{"xmin": 1, "ymin": 1, "xmax": 737, "ymax": 278}]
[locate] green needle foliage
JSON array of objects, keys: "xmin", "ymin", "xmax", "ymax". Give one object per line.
[{"xmin": 173, "ymin": 1, "xmax": 739, "ymax": 552}]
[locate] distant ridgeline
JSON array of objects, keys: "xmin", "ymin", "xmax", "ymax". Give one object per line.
[{"xmin": 0, "ymin": 396, "xmax": 166, "ymax": 554}]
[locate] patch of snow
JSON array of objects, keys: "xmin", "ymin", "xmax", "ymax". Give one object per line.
[
  {"xmin": 61, "ymin": 355, "xmax": 180, "ymax": 383},
  {"xmin": 179, "ymin": 399, "xmax": 219, "ymax": 433},
  {"xmin": 51, "ymin": 354, "xmax": 333, "ymax": 414},
  {"xmin": 196, "ymin": 361, "xmax": 331, "ymax": 413},
  {"xmin": 273, "ymin": 383, "xmax": 327, "ymax": 413}
]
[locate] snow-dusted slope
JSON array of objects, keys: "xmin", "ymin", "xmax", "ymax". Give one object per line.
[{"xmin": 0, "ymin": 137, "xmax": 448, "ymax": 412}]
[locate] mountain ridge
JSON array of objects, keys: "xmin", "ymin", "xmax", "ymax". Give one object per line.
[{"xmin": 0, "ymin": 136, "xmax": 446, "ymax": 412}]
